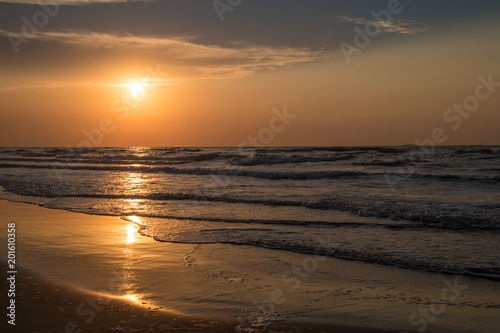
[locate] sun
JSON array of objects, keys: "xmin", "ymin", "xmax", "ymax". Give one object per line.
[{"xmin": 128, "ymin": 82, "xmax": 146, "ymax": 99}]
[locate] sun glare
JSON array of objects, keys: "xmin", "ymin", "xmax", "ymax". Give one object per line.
[{"xmin": 128, "ymin": 82, "xmax": 146, "ymax": 98}]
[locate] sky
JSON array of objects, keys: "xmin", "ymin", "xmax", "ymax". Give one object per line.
[{"xmin": 0, "ymin": 0, "xmax": 499, "ymax": 147}]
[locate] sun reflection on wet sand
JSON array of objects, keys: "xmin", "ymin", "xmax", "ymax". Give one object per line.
[
  {"xmin": 126, "ymin": 224, "xmax": 137, "ymax": 244},
  {"xmin": 112, "ymin": 172, "xmax": 154, "ymax": 306},
  {"xmin": 121, "ymin": 293, "xmax": 142, "ymax": 303},
  {"xmin": 117, "ymin": 216, "xmax": 147, "ymax": 305}
]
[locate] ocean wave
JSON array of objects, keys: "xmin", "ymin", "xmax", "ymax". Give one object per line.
[
  {"xmin": 135, "ymin": 224, "xmax": 500, "ymax": 281},
  {"xmin": 250, "ymin": 146, "xmax": 409, "ymax": 154},
  {"xmin": 0, "ymin": 162, "xmax": 367, "ymax": 179},
  {"xmin": 0, "ymin": 152, "xmax": 353, "ymax": 166},
  {"xmin": 0, "ymin": 152, "xmax": 233, "ymax": 164},
  {"xmin": 2, "ymin": 178, "xmax": 498, "ymax": 229},
  {"xmin": 455, "ymin": 147, "xmax": 500, "ymax": 155},
  {"xmin": 353, "ymin": 159, "xmax": 413, "ymax": 167},
  {"xmin": 1, "ymin": 146, "xmax": 499, "ymax": 283},
  {"xmin": 1, "ymin": 162, "xmax": 497, "ymax": 184},
  {"xmin": 118, "ymin": 213, "xmax": 495, "ymax": 231},
  {"xmin": 1, "ymin": 195, "xmax": 497, "ymax": 281},
  {"xmin": 229, "ymin": 153, "xmax": 354, "ymax": 166}
]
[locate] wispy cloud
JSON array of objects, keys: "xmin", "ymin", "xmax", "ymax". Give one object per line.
[
  {"xmin": 0, "ymin": 29, "xmax": 321, "ymax": 90},
  {"xmin": 0, "ymin": 0, "xmax": 154, "ymax": 5},
  {"xmin": 5, "ymin": 29, "xmax": 318, "ymax": 64},
  {"xmin": 0, "ymin": 77, "xmax": 178, "ymax": 91},
  {"xmin": 336, "ymin": 15, "xmax": 431, "ymax": 34},
  {"xmin": 0, "ymin": 81, "xmax": 108, "ymax": 91}
]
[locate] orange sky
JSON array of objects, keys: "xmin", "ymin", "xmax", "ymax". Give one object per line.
[{"xmin": 0, "ymin": 1, "xmax": 499, "ymax": 146}]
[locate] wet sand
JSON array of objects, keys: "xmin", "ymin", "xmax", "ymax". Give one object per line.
[
  {"xmin": 1, "ymin": 199, "xmax": 498, "ymax": 332},
  {"xmin": 1, "ymin": 261, "xmax": 239, "ymax": 333}
]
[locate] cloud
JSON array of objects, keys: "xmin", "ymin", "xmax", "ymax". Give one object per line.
[
  {"xmin": 0, "ymin": 29, "xmax": 321, "ymax": 90},
  {"xmin": 0, "ymin": 77, "xmax": 177, "ymax": 91},
  {"xmin": 0, "ymin": 0, "xmax": 154, "ymax": 5},
  {"xmin": 0, "ymin": 81, "xmax": 107, "ymax": 91},
  {"xmin": 336, "ymin": 15, "xmax": 431, "ymax": 34},
  {"xmin": 7, "ymin": 29, "xmax": 318, "ymax": 64}
]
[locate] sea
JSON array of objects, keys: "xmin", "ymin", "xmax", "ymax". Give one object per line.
[{"xmin": 0, "ymin": 145, "xmax": 499, "ymax": 281}]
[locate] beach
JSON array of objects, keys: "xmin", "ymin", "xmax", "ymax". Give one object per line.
[
  {"xmin": 1, "ymin": 199, "xmax": 499, "ymax": 332},
  {"xmin": 2, "ymin": 0, "xmax": 499, "ymax": 330},
  {"xmin": 2, "ymin": 0, "xmax": 499, "ymax": 331},
  {"xmin": 0, "ymin": 200, "xmax": 405, "ymax": 333}
]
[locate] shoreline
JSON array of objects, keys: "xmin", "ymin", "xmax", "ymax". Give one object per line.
[
  {"xmin": 2, "ymin": 195, "xmax": 499, "ymax": 284},
  {"xmin": 1, "ymin": 199, "xmax": 498, "ymax": 332}
]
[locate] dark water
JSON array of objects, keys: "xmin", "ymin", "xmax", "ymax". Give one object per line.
[{"xmin": 0, "ymin": 146, "xmax": 499, "ymax": 280}]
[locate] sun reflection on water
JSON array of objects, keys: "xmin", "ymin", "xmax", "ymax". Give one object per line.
[
  {"xmin": 123, "ymin": 199, "xmax": 142, "ymax": 212},
  {"xmin": 128, "ymin": 215, "xmax": 142, "ymax": 224},
  {"xmin": 123, "ymin": 172, "xmax": 149, "ymax": 193}
]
